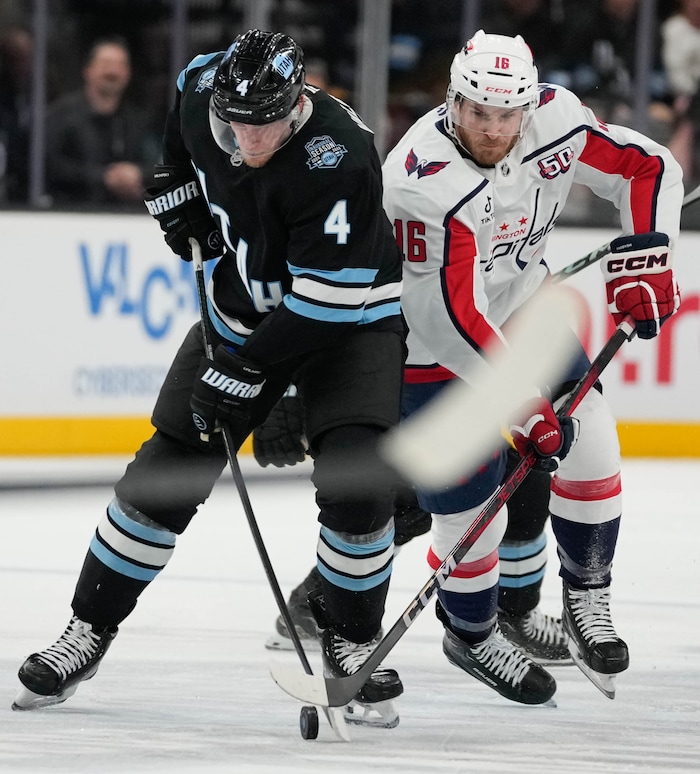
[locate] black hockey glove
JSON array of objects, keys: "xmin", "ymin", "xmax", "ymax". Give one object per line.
[
  {"xmin": 144, "ymin": 165, "xmax": 224, "ymax": 262},
  {"xmin": 190, "ymin": 346, "xmax": 265, "ymax": 442},
  {"xmin": 252, "ymin": 390, "xmax": 307, "ymax": 467},
  {"xmin": 393, "ymin": 487, "xmax": 431, "ymax": 546}
]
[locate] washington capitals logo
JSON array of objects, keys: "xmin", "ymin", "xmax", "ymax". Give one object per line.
[{"xmin": 405, "ymin": 149, "xmax": 450, "ymax": 178}]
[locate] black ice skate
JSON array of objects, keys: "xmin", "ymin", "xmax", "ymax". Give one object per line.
[
  {"xmin": 498, "ymin": 607, "xmax": 573, "ymax": 666},
  {"xmin": 562, "ymin": 581, "xmax": 629, "ymax": 699},
  {"xmin": 265, "ymin": 567, "xmax": 322, "ymax": 652},
  {"xmin": 310, "ymin": 594, "xmax": 402, "ymax": 730},
  {"xmin": 13, "ymin": 616, "xmax": 117, "ymax": 711},
  {"xmin": 321, "ymin": 628, "xmax": 403, "ymax": 729},
  {"xmin": 442, "ymin": 621, "xmax": 557, "ymax": 705}
]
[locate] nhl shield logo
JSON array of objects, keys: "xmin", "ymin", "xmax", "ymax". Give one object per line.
[{"xmin": 305, "ymin": 135, "xmax": 348, "ymax": 170}]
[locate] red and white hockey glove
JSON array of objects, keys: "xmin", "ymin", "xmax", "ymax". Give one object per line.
[
  {"xmin": 510, "ymin": 397, "xmax": 579, "ymax": 472},
  {"xmin": 602, "ymin": 232, "xmax": 680, "ymax": 339}
]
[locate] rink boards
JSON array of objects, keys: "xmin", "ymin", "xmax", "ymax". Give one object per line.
[{"xmin": 0, "ymin": 212, "xmax": 697, "ymax": 457}]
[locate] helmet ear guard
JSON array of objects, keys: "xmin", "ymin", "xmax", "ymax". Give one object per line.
[{"xmin": 211, "ymin": 29, "xmax": 305, "ymax": 126}]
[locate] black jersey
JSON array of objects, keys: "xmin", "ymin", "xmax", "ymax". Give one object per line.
[{"xmin": 160, "ymin": 52, "xmax": 403, "ymax": 367}]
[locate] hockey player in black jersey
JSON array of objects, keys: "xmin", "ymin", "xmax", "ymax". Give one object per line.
[{"xmin": 14, "ymin": 30, "xmax": 405, "ymax": 728}]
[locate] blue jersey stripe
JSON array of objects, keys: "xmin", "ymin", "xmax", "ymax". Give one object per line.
[{"xmin": 89, "ymin": 536, "xmax": 161, "ymax": 582}]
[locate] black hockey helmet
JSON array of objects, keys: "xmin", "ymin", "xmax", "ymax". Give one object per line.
[{"xmin": 212, "ymin": 29, "xmax": 305, "ymax": 125}]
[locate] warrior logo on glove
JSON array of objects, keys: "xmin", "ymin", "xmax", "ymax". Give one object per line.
[
  {"xmin": 190, "ymin": 346, "xmax": 265, "ymax": 438},
  {"xmin": 144, "ymin": 165, "xmax": 224, "ymax": 260},
  {"xmin": 199, "ymin": 365, "xmax": 264, "ymax": 399}
]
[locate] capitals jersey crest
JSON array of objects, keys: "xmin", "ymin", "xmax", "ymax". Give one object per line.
[{"xmin": 405, "ymin": 148, "xmax": 450, "ymax": 179}]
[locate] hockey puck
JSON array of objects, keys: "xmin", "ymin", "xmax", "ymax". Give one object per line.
[{"xmin": 299, "ymin": 705, "xmax": 319, "ymax": 740}]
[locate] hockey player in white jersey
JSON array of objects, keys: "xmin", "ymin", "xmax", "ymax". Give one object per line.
[{"xmin": 381, "ymin": 31, "xmax": 682, "ymax": 701}]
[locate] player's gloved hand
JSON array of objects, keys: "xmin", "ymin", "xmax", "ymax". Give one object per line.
[
  {"xmin": 190, "ymin": 345, "xmax": 265, "ymax": 442},
  {"xmin": 252, "ymin": 389, "xmax": 307, "ymax": 467},
  {"xmin": 601, "ymin": 231, "xmax": 680, "ymax": 339},
  {"xmin": 393, "ymin": 487, "xmax": 432, "ymax": 547},
  {"xmin": 510, "ymin": 397, "xmax": 579, "ymax": 472},
  {"xmin": 144, "ymin": 165, "xmax": 224, "ymax": 262}
]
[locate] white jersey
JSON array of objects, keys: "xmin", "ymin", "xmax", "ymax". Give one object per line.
[{"xmin": 382, "ymin": 83, "xmax": 683, "ymax": 385}]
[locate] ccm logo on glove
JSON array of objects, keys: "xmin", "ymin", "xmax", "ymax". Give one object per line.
[
  {"xmin": 603, "ymin": 249, "xmax": 669, "ymax": 274},
  {"xmin": 601, "ymin": 231, "xmax": 680, "ymax": 339},
  {"xmin": 510, "ymin": 396, "xmax": 579, "ymax": 473}
]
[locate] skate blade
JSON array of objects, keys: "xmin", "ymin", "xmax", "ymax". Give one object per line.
[
  {"xmin": 323, "ymin": 706, "xmax": 352, "ymax": 742},
  {"xmin": 344, "ymin": 699, "xmax": 399, "ymax": 729},
  {"xmin": 264, "ymin": 631, "xmax": 320, "ymax": 652},
  {"xmin": 12, "ymin": 683, "xmax": 78, "ymax": 711},
  {"xmin": 568, "ymin": 642, "xmax": 617, "ymax": 699},
  {"xmin": 532, "ymin": 654, "xmax": 575, "ymax": 668}
]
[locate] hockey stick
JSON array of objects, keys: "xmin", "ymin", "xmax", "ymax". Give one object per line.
[
  {"xmin": 190, "ymin": 238, "xmax": 352, "ymax": 740},
  {"xmin": 269, "ymin": 315, "xmax": 636, "ymax": 708},
  {"xmin": 189, "ymin": 239, "xmax": 316, "ymax": 676},
  {"xmin": 551, "ymin": 181, "xmax": 700, "ymax": 284}
]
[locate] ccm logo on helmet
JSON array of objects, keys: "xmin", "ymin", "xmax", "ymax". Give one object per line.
[
  {"xmin": 605, "ymin": 252, "xmax": 669, "ymax": 273},
  {"xmin": 485, "ymin": 86, "xmax": 514, "ymax": 94},
  {"xmin": 145, "ymin": 182, "xmax": 200, "ymax": 215}
]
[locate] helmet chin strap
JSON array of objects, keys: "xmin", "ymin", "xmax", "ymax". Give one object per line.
[{"xmin": 289, "ymin": 94, "xmax": 313, "ymax": 135}]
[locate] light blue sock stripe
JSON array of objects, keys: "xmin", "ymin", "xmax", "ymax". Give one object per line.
[
  {"xmin": 89, "ymin": 536, "xmax": 161, "ymax": 582},
  {"xmin": 108, "ymin": 501, "xmax": 176, "ymax": 547},
  {"xmin": 498, "ymin": 568, "xmax": 546, "ymax": 588},
  {"xmin": 317, "ymin": 561, "xmax": 393, "ymax": 592},
  {"xmin": 498, "ymin": 532, "xmax": 547, "ymax": 560},
  {"xmin": 361, "ymin": 301, "xmax": 401, "ymax": 323},
  {"xmin": 319, "ymin": 525, "xmax": 395, "ymax": 556}
]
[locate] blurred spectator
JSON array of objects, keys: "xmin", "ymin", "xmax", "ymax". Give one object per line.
[
  {"xmin": 662, "ymin": 0, "xmax": 700, "ymax": 183},
  {"xmin": 481, "ymin": 0, "xmax": 567, "ymax": 82},
  {"xmin": 305, "ymin": 57, "xmax": 350, "ymax": 102},
  {"xmin": 549, "ymin": 0, "xmax": 672, "ymax": 144},
  {"xmin": 44, "ymin": 35, "xmax": 158, "ymax": 210},
  {"xmin": 0, "ymin": 26, "xmax": 33, "ymax": 203}
]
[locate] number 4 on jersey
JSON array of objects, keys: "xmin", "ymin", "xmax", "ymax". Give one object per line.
[{"xmin": 324, "ymin": 200, "xmax": 351, "ymax": 244}]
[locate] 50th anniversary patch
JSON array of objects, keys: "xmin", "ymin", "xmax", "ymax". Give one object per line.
[{"xmin": 305, "ymin": 135, "xmax": 348, "ymax": 170}]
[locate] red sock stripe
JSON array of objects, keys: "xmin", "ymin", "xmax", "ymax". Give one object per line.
[
  {"xmin": 551, "ymin": 472, "xmax": 622, "ymax": 501},
  {"xmin": 427, "ymin": 546, "xmax": 499, "ymax": 578}
]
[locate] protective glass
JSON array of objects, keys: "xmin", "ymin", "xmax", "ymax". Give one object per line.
[{"xmin": 229, "ymin": 116, "xmax": 295, "ymax": 158}]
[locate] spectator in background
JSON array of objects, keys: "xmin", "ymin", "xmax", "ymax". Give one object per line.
[
  {"xmin": 45, "ymin": 35, "xmax": 158, "ymax": 210},
  {"xmin": 556, "ymin": 0, "xmax": 671, "ymax": 134},
  {"xmin": 662, "ymin": 0, "xmax": 700, "ymax": 184},
  {"xmin": 480, "ymin": 0, "xmax": 567, "ymax": 82},
  {"xmin": 0, "ymin": 26, "xmax": 33, "ymax": 204}
]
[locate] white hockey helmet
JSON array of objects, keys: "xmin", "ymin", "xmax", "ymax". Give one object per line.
[{"xmin": 446, "ymin": 30, "xmax": 538, "ymax": 139}]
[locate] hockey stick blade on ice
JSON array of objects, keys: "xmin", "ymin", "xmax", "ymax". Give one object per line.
[
  {"xmin": 269, "ymin": 315, "xmax": 636, "ymax": 708},
  {"xmin": 551, "ymin": 181, "xmax": 700, "ymax": 284}
]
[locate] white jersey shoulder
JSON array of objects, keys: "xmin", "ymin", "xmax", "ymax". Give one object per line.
[{"xmin": 381, "ymin": 84, "xmax": 683, "ymax": 383}]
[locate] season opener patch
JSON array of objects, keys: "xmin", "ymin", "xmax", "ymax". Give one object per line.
[
  {"xmin": 196, "ymin": 66, "xmax": 217, "ymax": 93},
  {"xmin": 305, "ymin": 135, "xmax": 348, "ymax": 170}
]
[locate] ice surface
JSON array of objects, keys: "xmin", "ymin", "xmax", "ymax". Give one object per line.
[{"xmin": 1, "ymin": 457, "xmax": 699, "ymax": 773}]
